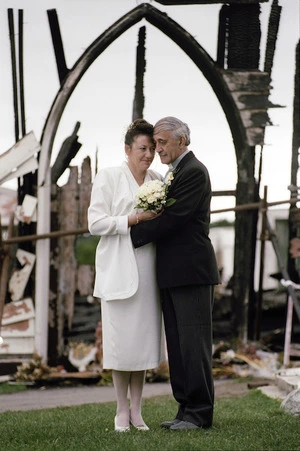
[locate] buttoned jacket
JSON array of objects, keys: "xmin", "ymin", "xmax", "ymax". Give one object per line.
[{"xmin": 131, "ymin": 151, "xmax": 220, "ymax": 288}]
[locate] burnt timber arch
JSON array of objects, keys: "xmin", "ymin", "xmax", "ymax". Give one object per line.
[
  {"xmin": 38, "ymin": 3, "xmax": 248, "ymax": 183},
  {"xmin": 36, "ymin": 2, "xmax": 262, "ymax": 358}
]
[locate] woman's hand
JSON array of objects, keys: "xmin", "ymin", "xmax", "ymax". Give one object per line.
[
  {"xmin": 128, "ymin": 210, "xmax": 163, "ymax": 227},
  {"xmin": 139, "ymin": 210, "xmax": 162, "ymax": 222}
]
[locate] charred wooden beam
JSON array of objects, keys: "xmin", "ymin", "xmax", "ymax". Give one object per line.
[
  {"xmin": 7, "ymin": 9, "xmax": 19, "ymax": 143},
  {"xmin": 227, "ymin": 4, "xmax": 261, "ymax": 69},
  {"xmin": 222, "ymin": 70, "xmax": 283, "ymax": 147},
  {"xmin": 220, "ymin": 3, "xmax": 263, "ymax": 339},
  {"xmin": 4, "ymin": 197, "xmax": 300, "ymax": 245},
  {"xmin": 212, "ymin": 190, "xmax": 236, "ymax": 197},
  {"xmin": 255, "ymin": 185, "xmax": 268, "ymax": 339},
  {"xmin": 291, "ymin": 42, "xmax": 300, "ymax": 195},
  {"xmin": 287, "ymin": 41, "xmax": 300, "ymax": 286},
  {"xmin": 132, "ymin": 26, "xmax": 146, "ymax": 121},
  {"xmin": 77, "ymin": 157, "xmax": 94, "ymax": 298},
  {"xmin": 51, "ymin": 122, "xmax": 82, "ymax": 184},
  {"xmin": 264, "ymin": 0, "xmax": 282, "ymax": 75},
  {"xmin": 47, "ymin": 9, "xmax": 69, "ymax": 84},
  {"xmin": 216, "ymin": 5, "xmax": 229, "ymax": 68},
  {"xmin": 18, "ymin": 9, "xmax": 26, "ymax": 137},
  {"xmin": 17, "ymin": 9, "xmax": 37, "ymax": 256},
  {"xmin": 48, "ymin": 183, "xmax": 60, "ymax": 364},
  {"xmin": 58, "ymin": 167, "xmax": 79, "ymax": 333},
  {"xmin": 0, "ymin": 214, "xmax": 14, "ymax": 331}
]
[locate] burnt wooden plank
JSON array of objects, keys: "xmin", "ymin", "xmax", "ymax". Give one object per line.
[
  {"xmin": 58, "ymin": 166, "xmax": 79, "ymax": 331},
  {"xmin": 8, "ymin": 250, "xmax": 35, "ymax": 301},
  {"xmin": 221, "ymin": 69, "xmax": 281, "ymax": 146},
  {"xmin": 48, "ymin": 183, "xmax": 60, "ymax": 362},
  {"xmin": 132, "ymin": 26, "xmax": 146, "ymax": 121},
  {"xmin": 47, "ymin": 9, "xmax": 69, "ymax": 84},
  {"xmin": 2, "ymin": 298, "xmax": 35, "ymax": 325},
  {"xmin": 77, "ymin": 157, "xmax": 94, "ymax": 297},
  {"xmin": 227, "ymin": 4, "xmax": 261, "ymax": 69},
  {"xmin": 240, "ymin": 110, "xmax": 271, "ymax": 128},
  {"xmin": 78, "ymin": 157, "xmax": 91, "ymax": 229},
  {"xmin": 0, "ymin": 133, "xmax": 40, "ymax": 185},
  {"xmin": 51, "ymin": 122, "xmax": 82, "ymax": 184},
  {"xmin": 0, "ymin": 337, "xmax": 34, "ymax": 355},
  {"xmin": 222, "ymin": 70, "xmax": 271, "ymax": 92},
  {"xmin": 1, "ymin": 318, "xmax": 34, "ymax": 337},
  {"xmin": 245, "ymin": 127, "xmax": 265, "ymax": 146},
  {"xmin": 0, "ymin": 214, "xmax": 14, "ymax": 327},
  {"xmin": 264, "ymin": 0, "xmax": 282, "ymax": 74},
  {"xmin": 18, "ymin": 9, "xmax": 26, "ymax": 138},
  {"xmin": 216, "ymin": 5, "xmax": 228, "ymax": 68},
  {"xmin": 7, "ymin": 9, "xmax": 19, "ymax": 142},
  {"xmin": 231, "ymin": 92, "xmax": 272, "ymax": 110}
]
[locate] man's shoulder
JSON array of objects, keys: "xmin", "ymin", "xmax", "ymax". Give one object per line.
[{"xmin": 181, "ymin": 152, "xmax": 208, "ymax": 173}]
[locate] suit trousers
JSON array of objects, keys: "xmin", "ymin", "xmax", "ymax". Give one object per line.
[{"xmin": 161, "ymin": 285, "xmax": 214, "ymax": 428}]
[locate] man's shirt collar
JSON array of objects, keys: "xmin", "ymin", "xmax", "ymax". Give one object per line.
[{"xmin": 169, "ymin": 149, "xmax": 190, "ymax": 171}]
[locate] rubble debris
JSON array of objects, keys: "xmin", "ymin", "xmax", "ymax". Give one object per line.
[
  {"xmin": 14, "ymin": 353, "xmax": 51, "ymax": 382},
  {"xmin": 281, "ymin": 388, "xmax": 300, "ymax": 416},
  {"xmin": 8, "ymin": 251, "xmax": 35, "ymax": 301},
  {"xmin": 146, "ymin": 361, "xmax": 170, "ymax": 383},
  {"xmin": 2, "ymin": 298, "xmax": 35, "ymax": 325},
  {"xmin": 213, "ymin": 342, "xmax": 280, "ymax": 379},
  {"xmin": 0, "ymin": 132, "xmax": 40, "ymax": 184},
  {"xmin": 15, "ymin": 195, "xmax": 37, "ymax": 224},
  {"xmin": 68, "ymin": 342, "xmax": 98, "ymax": 372}
]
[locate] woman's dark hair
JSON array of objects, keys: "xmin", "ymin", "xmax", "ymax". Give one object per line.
[{"xmin": 124, "ymin": 118, "xmax": 154, "ymax": 146}]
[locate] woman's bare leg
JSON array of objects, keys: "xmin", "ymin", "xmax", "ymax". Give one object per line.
[
  {"xmin": 129, "ymin": 370, "xmax": 148, "ymax": 427},
  {"xmin": 112, "ymin": 370, "xmax": 131, "ymax": 428}
]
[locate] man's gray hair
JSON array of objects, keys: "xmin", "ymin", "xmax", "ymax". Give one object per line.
[{"xmin": 154, "ymin": 116, "xmax": 191, "ymax": 146}]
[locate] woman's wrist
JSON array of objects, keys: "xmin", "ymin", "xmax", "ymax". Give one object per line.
[{"xmin": 128, "ymin": 214, "xmax": 140, "ymax": 227}]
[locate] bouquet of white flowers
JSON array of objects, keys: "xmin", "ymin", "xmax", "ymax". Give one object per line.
[{"xmin": 135, "ymin": 172, "xmax": 176, "ymax": 213}]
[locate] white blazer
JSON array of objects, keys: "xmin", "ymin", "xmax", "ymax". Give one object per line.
[{"xmin": 88, "ymin": 162, "xmax": 162, "ymax": 301}]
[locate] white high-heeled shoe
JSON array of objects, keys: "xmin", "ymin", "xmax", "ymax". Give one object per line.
[
  {"xmin": 114, "ymin": 416, "xmax": 130, "ymax": 432},
  {"xmin": 130, "ymin": 422, "xmax": 149, "ymax": 431},
  {"xmin": 130, "ymin": 417, "xmax": 149, "ymax": 431}
]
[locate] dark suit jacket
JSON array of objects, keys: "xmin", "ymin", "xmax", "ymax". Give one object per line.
[{"xmin": 131, "ymin": 151, "xmax": 220, "ymax": 289}]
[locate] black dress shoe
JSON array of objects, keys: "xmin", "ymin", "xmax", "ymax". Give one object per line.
[
  {"xmin": 170, "ymin": 420, "xmax": 200, "ymax": 430},
  {"xmin": 160, "ymin": 419, "xmax": 181, "ymax": 428}
]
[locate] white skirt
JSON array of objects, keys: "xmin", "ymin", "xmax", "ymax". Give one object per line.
[{"xmin": 101, "ymin": 243, "xmax": 166, "ymax": 371}]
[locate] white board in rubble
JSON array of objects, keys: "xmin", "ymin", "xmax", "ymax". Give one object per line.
[{"xmin": 1, "ymin": 298, "xmax": 35, "ymax": 326}]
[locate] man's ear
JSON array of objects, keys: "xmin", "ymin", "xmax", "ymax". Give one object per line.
[{"xmin": 179, "ymin": 136, "xmax": 186, "ymax": 148}]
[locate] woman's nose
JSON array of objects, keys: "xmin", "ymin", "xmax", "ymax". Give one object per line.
[{"xmin": 145, "ymin": 149, "xmax": 153, "ymax": 159}]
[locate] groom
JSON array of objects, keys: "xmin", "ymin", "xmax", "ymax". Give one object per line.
[{"xmin": 130, "ymin": 116, "xmax": 220, "ymax": 430}]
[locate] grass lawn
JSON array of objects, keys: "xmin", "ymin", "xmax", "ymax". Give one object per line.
[
  {"xmin": 0, "ymin": 382, "xmax": 28, "ymax": 395},
  {"xmin": 0, "ymin": 389, "xmax": 299, "ymax": 450}
]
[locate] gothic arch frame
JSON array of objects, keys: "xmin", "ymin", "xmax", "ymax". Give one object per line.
[{"xmin": 38, "ymin": 2, "xmax": 247, "ymax": 185}]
